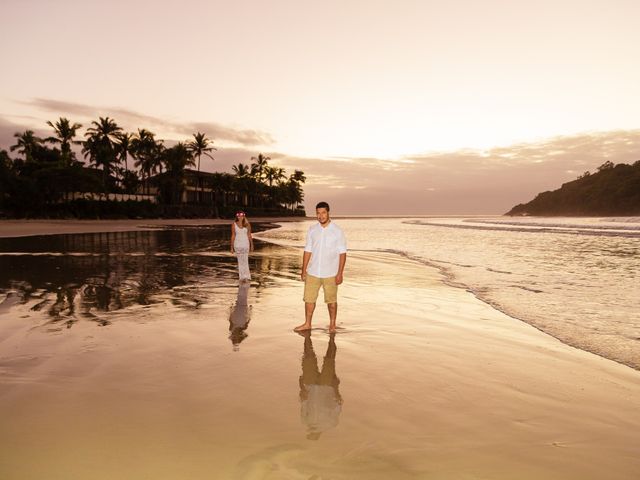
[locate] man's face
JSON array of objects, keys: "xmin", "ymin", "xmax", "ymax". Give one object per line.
[{"xmin": 316, "ymin": 208, "xmax": 330, "ymax": 225}]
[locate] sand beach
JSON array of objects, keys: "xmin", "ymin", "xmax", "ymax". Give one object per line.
[{"xmin": 0, "ymin": 221, "xmax": 639, "ymax": 479}]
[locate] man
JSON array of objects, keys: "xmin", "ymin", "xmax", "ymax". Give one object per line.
[{"xmin": 294, "ymin": 201, "xmax": 347, "ymax": 333}]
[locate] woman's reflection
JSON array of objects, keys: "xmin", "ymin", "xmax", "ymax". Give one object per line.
[
  {"xmin": 298, "ymin": 332, "xmax": 342, "ymax": 440},
  {"xmin": 229, "ymin": 283, "xmax": 251, "ymax": 350}
]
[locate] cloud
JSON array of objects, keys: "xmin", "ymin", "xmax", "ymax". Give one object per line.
[
  {"xmin": 272, "ymin": 130, "xmax": 640, "ymax": 214},
  {"xmin": 3, "ymin": 107, "xmax": 639, "ymax": 214},
  {"xmin": 0, "ymin": 116, "xmax": 49, "ymax": 152},
  {"xmin": 179, "ymin": 122, "xmax": 274, "ymax": 147},
  {"xmin": 21, "ymin": 98, "xmax": 275, "ymax": 147}
]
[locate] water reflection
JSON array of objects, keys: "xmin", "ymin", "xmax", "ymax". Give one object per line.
[
  {"xmin": 229, "ymin": 283, "xmax": 251, "ymax": 350},
  {"xmin": 0, "ymin": 227, "xmax": 300, "ymax": 328},
  {"xmin": 299, "ymin": 332, "xmax": 342, "ymax": 440}
]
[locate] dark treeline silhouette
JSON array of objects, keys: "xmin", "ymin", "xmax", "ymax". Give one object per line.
[
  {"xmin": 507, "ymin": 160, "xmax": 640, "ymax": 216},
  {"xmin": 0, "ymin": 116, "xmax": 306, "ymax": 218}
]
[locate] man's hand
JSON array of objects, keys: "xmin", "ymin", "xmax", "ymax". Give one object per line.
[
  {"xmin": 335, "ymin": 273, "xmax": 344, "ymax": 285},
  {"xmin": 301, "ymin": 251, "xmax": 311, "ymax": 282}
]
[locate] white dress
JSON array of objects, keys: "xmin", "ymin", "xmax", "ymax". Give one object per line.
[{"xmin": 233, "ymin": 223, "xmax": 251, "ymax": 281}]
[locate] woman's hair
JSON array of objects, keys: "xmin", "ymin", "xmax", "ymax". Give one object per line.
[{"xmin": 235, "ymin": 212, "xmax": 250, "ymax": 228}]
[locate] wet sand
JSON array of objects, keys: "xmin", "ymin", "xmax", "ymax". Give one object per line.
[
  {"xmin": 0, "ymin": 217, "xmax": 305, "ymax": 238},
  {"xmin": 1, "ymin": 238, "xmax": 639, "ymax": 479}
]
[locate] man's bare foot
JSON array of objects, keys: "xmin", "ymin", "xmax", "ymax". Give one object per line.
[
  {"xmin": 294, "ymin": 323, "xmax": 312, "ymax": 332},
  {"xmin": 328, "ymin": 324, "xmax": 337, "ymax": 333}
]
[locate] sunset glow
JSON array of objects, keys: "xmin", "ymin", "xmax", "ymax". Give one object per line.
[{"xmin": 1, "ymin": 0, "xmax": 639, "ymax": 213}]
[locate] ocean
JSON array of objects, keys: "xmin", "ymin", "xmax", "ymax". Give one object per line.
[
  {"xmin": 257, "ymin": 216, "xmax": 640, "ymax": 370},
  {"xmin": 1, "ymin": 217, "xmax": 638, "ymax": 370}
]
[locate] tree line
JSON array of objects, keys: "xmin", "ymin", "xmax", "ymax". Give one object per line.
[
  {"xmin": 506, "ymin": 160, "xmax": 640, "ymax": 216},
  {"xmin": 0, "ymin": 116, "xmax": 306, "ymax": 218}
]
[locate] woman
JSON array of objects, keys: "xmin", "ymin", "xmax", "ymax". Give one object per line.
[{"xmin": 230, "ymin": 211, "xmax": 254, "ymax": 282}]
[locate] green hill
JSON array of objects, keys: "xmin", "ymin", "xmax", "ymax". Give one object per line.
[{"xmin": 506, "ymin": 160, "xmax": 640, "ymax": 216}]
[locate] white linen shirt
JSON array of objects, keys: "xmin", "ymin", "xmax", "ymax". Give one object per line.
[{"xmin": 304, "ymin": 222, "xmax": 347, "ymax": 278}]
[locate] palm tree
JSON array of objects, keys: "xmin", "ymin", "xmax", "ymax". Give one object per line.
[
  {"xmin": 232, "ymin": 163, "xmax": 253, "ymax": 206},
  {"xmin": 83, "ymin": 117, "xmax": 123, "ymax": 190},
  {"xmin": 45, "ymin": 117, "xmax": 82, "ymax": 166},
  {"xmin": 10, "ymin": 130, "xmax": 43, "ymax": 163},
  {"xmin": 163, "ymin": 143, "xmax": 195, "ymax": 204},
  {"xmin": 250, "ymin": 153, "xmax": 270, "ymax": 183},
  {"xmin": 232, "ymin": 163, "xmax": 250, "ymax": 177},
  {"xmin": 291, "ymin": 169, "xmax": 306, "ymax": 184},
  {"xmin": 0, "ymin": 150, "xmax": 13, "ymax": 194},
  {"xmin": 114, "ymin": 132, "xmax": 134, "ymax": 191},
  {"xmin": 264, "ymin": 166, "xmax": 286, "ymax": 187},
  {"xmin": 115, "ymin": 132, "xmax": 134, "ymax": 173},
  {"xmin": 152, "ymin": 143, "xmax": 166, "ymax": 176},
  {"xmin": 283, "ymin": 179, "xmax": 304, "ymax": 212},
  {"xmin": 274, "ymin": 167, "xmax": 286, "ymax": 184},
  {"xmin": 286, "ymin": 170, "xmax": 306, "ymax": 212},
  {"xmin": 131, "ymin": 129, "xmax": 163, "ymax": 195},
  {"xmin": 264, "ymin": 166, "xmax": 276, "ymax": 187},
  {"xmin": 86, "ymin": 117, "xmax": 122, "ymax": 144},
  {"xmin": 209, "ymin": 172, "xmax": 233, "ymax": 211},
  {"xmin": 187, "ymin": 132, "xmax": 216, "ymax": 203},
  {"xmin": 121, "ymin": 169, "xmax": 139, "ymax": 194}
]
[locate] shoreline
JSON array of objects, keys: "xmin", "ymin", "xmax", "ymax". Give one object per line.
[
  {"xmin": 393, "ymin": 248, "xmax": 640, "ymax": 372},
  {"xmin": 0, "ymin": 217, "xmax": 307, "ymax": 238}
]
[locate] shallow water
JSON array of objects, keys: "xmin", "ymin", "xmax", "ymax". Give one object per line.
[
  {"xmin": 0, "ymin": 226, "xmax": 297, "ymax": 331},
  {"xmin": 258, "ymin": 217, "xmax": 640, "ymax": 369},
  {"xmin": 1, "ymin": 224, "xmax": 640, "ymax": 479}
]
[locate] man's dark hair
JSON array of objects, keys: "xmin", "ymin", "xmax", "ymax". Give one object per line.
[{"xmin": 315, "ymin": 201, "xmax": 330, "ymax": 211}]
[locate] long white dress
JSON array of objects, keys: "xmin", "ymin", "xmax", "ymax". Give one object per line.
[{"xmin": 233, "ymin": 223, "xmax": 251, "ymax": 281}]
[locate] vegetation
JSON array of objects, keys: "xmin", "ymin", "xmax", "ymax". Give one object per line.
[
  {"xmin": 507, "ymin": 160, "xmax": 640, "ymax": 216},
  {"xmin": 187, "ymin": 132, "xmax": 216, "ymax": 203},
  {"xmin": 0, "ymin": 116, "xmax": 306, "ymax": 218}
]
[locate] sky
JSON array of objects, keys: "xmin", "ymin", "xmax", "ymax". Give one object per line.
[{"xmin": 1, "ymin": 0, "xmax": 639, "ymax": 214}]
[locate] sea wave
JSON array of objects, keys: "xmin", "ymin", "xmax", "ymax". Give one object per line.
[{"xmin": 404, "ymin": 218, "xmax": 640, "ymax": 237}]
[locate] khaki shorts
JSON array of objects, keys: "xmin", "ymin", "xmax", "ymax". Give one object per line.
[{"xmin": 304, "ymin": 274, "xmax": 338, "ymax": 304}]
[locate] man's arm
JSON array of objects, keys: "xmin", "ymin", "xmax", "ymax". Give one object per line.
[
  {"xmin": 301, "ymin": 251, "xmax": 312, "ymax": 281},
  {"xmin": 335, "ymin": 228, "xmax": 347, "ymax": 285},
  {"xmin": 335, "ymin": 253, "xmax": 346, "ymax": 285},
  {"xmin": 302, "ymin": 228, "xmax": 313, "ymax": 281}
]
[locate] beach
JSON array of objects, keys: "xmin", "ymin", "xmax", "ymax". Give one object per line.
[{"xmin": 0, "ymin": 220, "xmax": 639, "ymax": 479}]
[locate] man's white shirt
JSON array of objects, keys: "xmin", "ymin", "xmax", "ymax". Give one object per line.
[{"xmin": 304, "ymin": 222, "xmax": 347, "ymax": 278}]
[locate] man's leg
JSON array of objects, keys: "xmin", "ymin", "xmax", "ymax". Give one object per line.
[
  {"xmin": 324, "ymin": 277, "xmax": 339, "ymax": 332},
  {"xmin": 305, "ymin": 302, "xmax": 316, "ymax": 324},
  {"xmin": 295, "ymin": 275, "xmax": 320, "ymax": 331},
  {"xmin": 327, "ymin": 303, "xmax": 337, "ymax": 332},
  {"xmin": 295, "ymin": 303, "xmax": 315, "ymax": 331}
]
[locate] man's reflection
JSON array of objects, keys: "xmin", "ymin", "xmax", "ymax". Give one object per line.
[
  {"xmin": 299, "ymin": 332, "xmax": 342, "ymax": 440},
  {"xmin": 229, "ymin": 283, "xmax": 251, "ymax": 350}
]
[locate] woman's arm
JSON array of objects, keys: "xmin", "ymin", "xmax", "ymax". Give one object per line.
[
  {"xmin": 248, "ymin": 223, "xmax": 254, "ymax": 252},
  {"xmin": 230, "ymin": 223, "xmax": 236, "ymax": 253}
]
